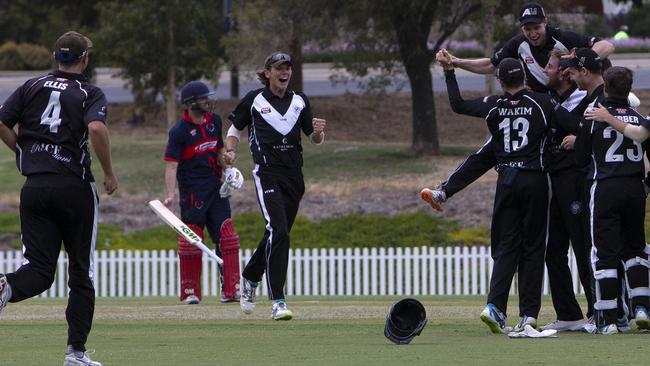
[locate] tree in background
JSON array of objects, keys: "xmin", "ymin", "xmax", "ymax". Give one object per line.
[
  {"xmin": 334, "ymin": 0, "xmax": 480, "ymax": 155},
  {"xmin": 95, "ymin": 0, "xmax": 225, "ymax": 126},
  {"xmin": 220, "ymin": 0, "xmax": 334, "ymax": 93},
  {"xmin": 0, "ymin": 0, "xmax": 101, "ymax": 45}
]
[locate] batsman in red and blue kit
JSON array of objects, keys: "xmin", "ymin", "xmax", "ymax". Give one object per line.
[{"xmin": 164, "ymin": 81, "xmax": 242, "ymax": 305}]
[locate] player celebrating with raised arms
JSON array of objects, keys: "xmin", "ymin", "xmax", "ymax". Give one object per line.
[
  {"xmin": 439, "ymin": 2, "xmax": 613, "ymax": 94},
  {"xmin": 225, "ymin": 52, "xmax": 326, "ymax": 320},
  {"xmin": 163, "ymin": 81, "xmax": 243, "ymax": 305}
]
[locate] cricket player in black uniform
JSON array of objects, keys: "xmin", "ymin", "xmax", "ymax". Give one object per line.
[
  {"xmin": 426, "ymin": 50, "xmax": 595, "ymax": 331},
  {"xmin": 440, "ymin": 2, "xmax": 613, "ymax": 94},
  {"xmin": 225, "ymin": 52, "xmax": 326, "ymax": 320},
  {"xmin": 426, "ymin": 58, "xmax": 554, "ymax": 333},
  {"xmin": 0, "ymin": 31, "xmax": 117, "ymax": 366},
  {"xmin": 577, "ymin": 66, "xmax": 650, "ymax": 333}
]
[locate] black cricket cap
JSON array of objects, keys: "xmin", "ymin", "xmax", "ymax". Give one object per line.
[
  {"xmin": 264, "ymin": 52, "xmax": 292, "ymax": 68},
  {"xmin": 53, "ymin": 31, "xmax": 92, "ymax": 63},
  {"xmin": 519, "ymin": 2, "xmax": 546, "ymax": 26},
  {"xmin": 559, "ymin": 48, "xmax": 602, "ymax": 72},
  {"xmin": 496, "ymin": 58, "xmax": 525, "ymax": 85}
]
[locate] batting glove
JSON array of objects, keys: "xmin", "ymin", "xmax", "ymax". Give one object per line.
[
  {"xmin": 224, "ymin": 167, "xmax": 244, "ymax": 190},
  {"xmin": 219, "ymin": 182, "xmax": 232, "ymax": 198}
]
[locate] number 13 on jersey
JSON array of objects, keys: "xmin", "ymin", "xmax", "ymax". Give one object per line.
[{"xmin": 498, "ymin": 117, "xmax": 530, "ymax": 153}]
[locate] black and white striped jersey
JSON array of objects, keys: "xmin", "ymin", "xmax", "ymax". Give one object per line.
[
  {"xmin": 0, "ymin": 70, "xmax": 107, "ymax": 181},
  {"xmin": 491, "ymin": 26, "xmax": 597, "ymax": 93},
  {"xmin": 579, "ymin": 97, "xmax": 648, "ymax": 181},
  {"xmin": 485, "ymin": 90, "xmax": 555, "ymax": 171},
  {"xmin": 229, "ymin": 88, "xmax": 314, "ymax": 172}
]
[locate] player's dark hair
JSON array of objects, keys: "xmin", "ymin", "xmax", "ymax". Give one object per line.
[{"xmin": 604, "ymin": 66, "xmax": 633, "ymax": 100}]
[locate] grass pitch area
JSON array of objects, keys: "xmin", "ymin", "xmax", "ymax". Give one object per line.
[{"xmin": 1, "ymin": 296, "xmax": 648, "ymax": 365}]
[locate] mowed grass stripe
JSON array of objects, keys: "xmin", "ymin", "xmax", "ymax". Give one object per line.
[{"xmin": 1, "ymin": 296, "xmax": 648, "ymax": 365}]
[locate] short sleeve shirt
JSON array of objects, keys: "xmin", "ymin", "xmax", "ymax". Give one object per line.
[
  {"xmin": 164, "ymin": 111, "xmax": 224, "ymax": 191},
  {"xmin": 491, "ymin": 26, "xmax": 596, "ymax": 93},
  {"xmin": 228, "ymin": 88, "xmax": 314, "ymax": 171},
  {"xmin": 0, "ymin": 70, "xmax": 107, "ymax": 181}
]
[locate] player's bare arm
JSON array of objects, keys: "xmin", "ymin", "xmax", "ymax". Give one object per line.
[
  {"xmin": 310, "ymin": 118, "xmax": 326, "ymax": 144},
  {"xmin": 163, "ymin": 161, "xmax": 178, "ymax": 207},
  {"xmin": 88, "ymin": 120, "xmax": 118, "ymax": 195},
  {"xmin": 585, "ymin": 103, "xmax": 650, "ymax": 143},
  {"xmin": 0, "ymin": 120, "xmax": 17, "ymax": 152},
  {"xmin": 443, "ymin": 50, "xmax": 495, "ymax": 74},
  {"xmin": 224, "ymin": 124, "xmax": 242, "ymax": 165},
  {"xmin": 592, "ymin": 39, "xmax": 615, "ymax": 59}
]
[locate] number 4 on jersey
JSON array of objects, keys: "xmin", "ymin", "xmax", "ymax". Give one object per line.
[{"xmin": 41, "ymin": 91, "xmax": 62, "ymax": 133}]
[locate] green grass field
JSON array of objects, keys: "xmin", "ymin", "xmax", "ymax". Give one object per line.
[{"xmin": 1, "ymin": 296, "xmax": 648, "ymax": 365}]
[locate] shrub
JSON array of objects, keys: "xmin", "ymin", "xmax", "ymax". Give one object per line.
[
  {"xmin": 0, "ymin": 42, "xmax": 52, "ymax": 70},
  {"xmin": 17, "ymin": 43, "xmax": 52, "ymax": 70},
  {"xmin": 0, "ymin": 42, "xmax": 25, "ymax": 70}
]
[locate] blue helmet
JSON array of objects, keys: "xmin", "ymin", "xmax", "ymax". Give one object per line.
[{"xmin": 180, "ymin": 81, "xmax": 216, "ymax": 104}]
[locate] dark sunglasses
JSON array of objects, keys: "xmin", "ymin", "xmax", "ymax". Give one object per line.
[{"xmin": 265, "ymin": 52, "xmax": 291, "ymax": 67}]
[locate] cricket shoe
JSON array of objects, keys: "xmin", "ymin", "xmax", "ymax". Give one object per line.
[
  {"xmin": 480, "ymin": 303, "xmax": 512, "ymax": 334},
  {"xmin": 539, "ymin": 319, "xmax": 586, "ymax": 331},
  {"xmin": 597, "ymin": 323, "xmax": 619, "ymax": 335},
  {"xmin": 64, "ymin": 349, "xmax": 102, "ymax": 366},
  {"xmin": 634, "ymin": 305, "xmax": 650, "ymax": 330},
  {"xmin": 0, "ymin": 273, "xmax": 11, "ymax": 313},
  {"xmin": 185, "ymin": 295, "xmax": 200, "ymax": 305},
  {"xmin": 420, "ymin": 188, "xmax": 446, "ymax": 212},
  {"xmin": 271, "ymin": 300, "xmax": 294, "ymax": 321},
  {"xmin": 220, "ymin": 293, "xmax": 240, "ymax": 303},
  {"xmin": 616, "ymin": 316, "xmax": 631, "ymax": 333},
  {"xmin": 240, "ymin": 277, "xmax": 258, "ymax": 314},
  {"xmin": 513, "ymin": 316, "xmax": 538, "ymax": 332},
  {"xmin": 580, "ymin": 316, "xmax": 597, "ymax": 334}
]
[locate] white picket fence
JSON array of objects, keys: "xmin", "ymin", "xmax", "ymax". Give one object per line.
[{"xmin": 0, "ymin": 246, "xmax": 584, "ymax": 298}]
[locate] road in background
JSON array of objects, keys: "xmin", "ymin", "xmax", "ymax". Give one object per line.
[{"xmin": 1, "ymin": 54, "xmax": 649, "ymax": 103}]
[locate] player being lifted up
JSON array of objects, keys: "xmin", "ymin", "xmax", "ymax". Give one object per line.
[
  {"xmin": 424, "ymin": 57, "xmax": 556, "ymax": 334},
  {"xmin": 439, "ymin": 2, "xmax": 613, "ymax": 94},
  {"xmin": 576, "ymin": 66, "xmax": 650, "ymax": 333},
  {"xmin": 163, "ymin": 81, "xmax": 243, "ymax": 305}
]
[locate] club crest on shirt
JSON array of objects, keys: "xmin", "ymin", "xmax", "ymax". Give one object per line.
[
  {"xmin": 195, "ymin": 200, "xmax": 204, "ymax": 209},
  {"xmin": 293, "ymin": 105, "xmax": 301, "ymax": 113},
  {"xmin": 206, "ymin": 123, "xmax": 215, "ymax": 132},
  {"xmin": 190, "ymin": 129, "xmax": 197, "ymax": 136},
  {"xmin": 261, "ymin": 107, "xmax": 271, "ymax": 114}
]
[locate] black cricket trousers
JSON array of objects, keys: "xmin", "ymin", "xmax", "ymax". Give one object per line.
[
  {"xmin": 546, "ymin": 169, "xmax": 594, "ymax": 321},
  {"xmin": 6, "ymin": 175, "xmax": 98, "ymax": 352},
  {"xmin": 244, "ymin": 165, "xmax": 304, "ymax": 300},
  {"xmin": 487, "ymin": 169, "xmax": 550, "ymax": 318}
]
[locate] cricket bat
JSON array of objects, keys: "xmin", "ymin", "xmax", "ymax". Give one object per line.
[{"xmin": 148, "ymin": 199, "xmax": 224, "ymax": 265}]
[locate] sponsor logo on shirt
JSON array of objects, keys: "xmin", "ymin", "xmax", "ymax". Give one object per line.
[
  {"xmin": 264, "ymin": 189, "xmax": 274, "ymax": 194},
  {"xmin": 190, "ymin": 129, "xmax": 197, "ymax": 136},
  {"xmin": 524, "ymin": 56, "xmax": 534, "ymax": 64},
  {"xmin": 261, "ymin": 107, "xmax": 271, "ymax": 114},
  {"xmin": 196, "ymin": 141, "xmax": 218, "ymax": 152}
]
